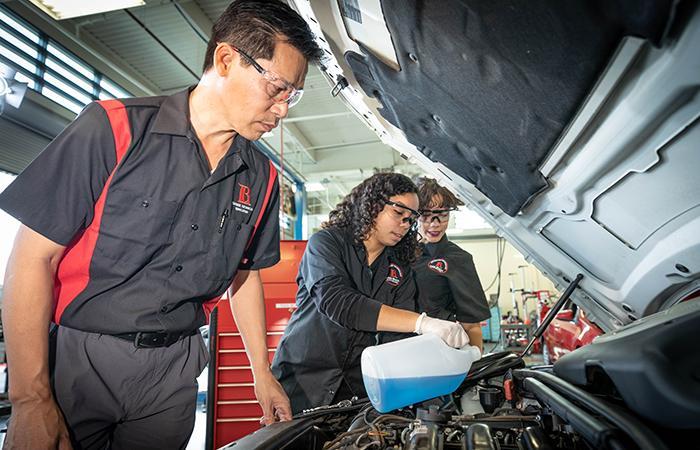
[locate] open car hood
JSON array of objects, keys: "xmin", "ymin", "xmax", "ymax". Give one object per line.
[{"xmin": 290, "ymin": 0, "xmax": 700, "ymax": 331}]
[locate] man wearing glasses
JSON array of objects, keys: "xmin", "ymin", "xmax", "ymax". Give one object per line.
[
  {"xmin": 0, "ymin": 1, "xmax": 321, "ymax": 448},
  {"xmin": 414, "ymin": 178, "xmax": 491, "ymax": 352}
]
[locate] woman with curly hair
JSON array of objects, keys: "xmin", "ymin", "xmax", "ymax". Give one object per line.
[
  {"xmin": 414, "ymin": 178, "xmax": 490, "ymax": 351},
  {"xmin": 271, "ymin": 173, "xmax": 470, "ymax": 413}
]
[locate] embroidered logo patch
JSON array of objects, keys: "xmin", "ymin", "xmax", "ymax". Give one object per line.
[
  {"xmin": 386, "ymin": 263, "xmax": 403, "ymax": 286},
  {"xmin": 428, "ymin": 258, "xmax": 448, "ymax": 274},
  {"xmin": 238, "ymin": 183, "xmax": 251, "ymax": 205},
  {"xmin": 232, "ymin": 183, "xmax": 254, "ymax": 214}
]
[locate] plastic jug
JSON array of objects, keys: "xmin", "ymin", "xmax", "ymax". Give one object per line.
[{"xmin": 361, "ymin": 334, "xmax": 481, "ymax": 413}]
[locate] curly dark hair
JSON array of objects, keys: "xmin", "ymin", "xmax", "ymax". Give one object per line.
[{"xmin": 322, "ymin": 173, "xmax": 421, "ymax": 264}]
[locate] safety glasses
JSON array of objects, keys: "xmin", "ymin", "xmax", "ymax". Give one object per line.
[
  {"xmin": 233, "ymin": 46, "xmax": 304, "ymax": 107},
  {"xmin": 419, "ymin": 207, "xmax": 457, "ymax": 223},
  {"xmin": 385, "ymin": 200, "xmax": 420, "ymax": 229}
]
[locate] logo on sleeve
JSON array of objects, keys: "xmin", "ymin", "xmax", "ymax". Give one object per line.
[
  {"xmin": 428, "ymin": 258, "xmax": 448, "ymax": 274},
  {"xmin": 232, "ymin": 183, "xmax": 254, "ymax": 214},
  {"xmin": 386, "ymin": 263, "xmax": 403, "ymax": 286}
]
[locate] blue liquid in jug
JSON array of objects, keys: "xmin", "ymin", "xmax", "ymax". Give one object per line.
[{"xmin": 364, "ymin": 372, "xmax": 467, "ymax": 413}]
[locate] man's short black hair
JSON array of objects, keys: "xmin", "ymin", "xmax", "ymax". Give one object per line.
[{"xmin": 202, "ymin": 0, "xmax": 323, "ymax": 73}]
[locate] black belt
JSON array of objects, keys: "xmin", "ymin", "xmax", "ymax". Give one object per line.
[{"xmin": 113, "ymin": 329, "xmax": 198, "ymax": 348}]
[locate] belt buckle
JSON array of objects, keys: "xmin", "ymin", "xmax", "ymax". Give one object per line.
[{"xmin": 134, "ymin": 331, "xmax": 167, "ymax": 348}]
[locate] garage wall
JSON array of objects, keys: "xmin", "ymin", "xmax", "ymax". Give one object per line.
[
  {"xmin": 0, "ymin": 116, "xmax": 51, "ymax": 174},
  {"xmin": 0, "ymin": 89, "xmax": 73, "ymax": 174},
  {"xmin": 455, "ymin": 237, "xmax": 558, "ymax": 320}
]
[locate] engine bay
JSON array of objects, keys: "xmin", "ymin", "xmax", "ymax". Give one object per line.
[
  {"xmin": 226, "ymin": 372, "xmax": 647, "ymax": 450},
  {"xmin": 226, "ymin": 353, "xmax": 685, "ymax": 450},
  {"xmin": 227, "ymin": 298, "xmax": 700, "ymax": 450}
]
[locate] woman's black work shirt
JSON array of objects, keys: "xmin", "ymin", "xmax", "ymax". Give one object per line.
[
  {"xmin": 271, "ymin": 226, "xmax": 417, "ymax": 413},
  {"xmin": 414, "ymin": 236, "xmax": 490, "ymax": 323}
]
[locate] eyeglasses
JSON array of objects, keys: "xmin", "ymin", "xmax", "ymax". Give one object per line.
[
  {"xmin": 420, "ymin": 207, "xmax": 457, "ymax": 223},
  {"xmin": 385, "ymin": 200, "xmax": 420, "ymax": 229},
  {"xmin": 232, "ymin": 46, "xmax": 304, "ymax": 107}
]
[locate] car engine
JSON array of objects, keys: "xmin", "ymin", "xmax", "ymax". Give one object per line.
[
  {"xmin": 298, "ymin": 359, "xmax": 638, "ymax": 450},
  {"xmin": 228, "ymin": 351, "xmax": 676, "ymax": 450},
  {"xmin": 320, "ymin": 397, "xmax": 573, "ymax": 450},
  {"xmin": 228, "ymin": 294, "xmax": 700, "ymax": 450}
]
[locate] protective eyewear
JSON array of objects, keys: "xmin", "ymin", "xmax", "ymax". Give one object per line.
[
  {"xmin": 385, "ymin": 200, "xmax": 420, "ymax": 229},
  {"xmin": 420, "ymin": 207, "xmax": 457, "ymax": 223},
  {"xmin": 233, "ymin": 46, "xmax": 304, "ymax": 107}
]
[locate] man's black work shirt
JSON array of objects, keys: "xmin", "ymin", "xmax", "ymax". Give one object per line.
[
  {"xmin": 414, "ymin": 236, "xmax": 490, "ymax": 323},
  {"xmin": 271, "ymin": 226, "xmax": 417, "ymax": 413},
  {"xmin": 0, "ymin": 88, "xmax": 280, "ymax": 334}
]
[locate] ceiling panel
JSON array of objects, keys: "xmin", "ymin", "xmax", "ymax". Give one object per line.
[
  {"xmin": 75, "ymin": 4, "xmax": 202, "ymax": 91},
  {"xmin": 2, "ymin": 0, "xmax": 419, "ymax": 215},
  {"xmin": 196, "ymin": 0, "xmax": 233, "ymax": 24}
]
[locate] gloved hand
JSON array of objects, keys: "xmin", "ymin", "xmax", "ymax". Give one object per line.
[
  {"xmin": 414, "ymin": 312, "xmax": 470, "ymax": 348},
  {"xmin": 462, "ymin": 344, "xmax": 482, "ymax": 360}
]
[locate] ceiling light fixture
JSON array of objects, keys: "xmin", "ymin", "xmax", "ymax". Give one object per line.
[{"xmin": 28, "ymin": 0, "xmax": 145, "ymax": 20}]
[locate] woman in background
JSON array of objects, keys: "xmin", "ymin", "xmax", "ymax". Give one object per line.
[
  {"xmin": 272, "ymin": 173, "xmax": 470, "ymax": 413},
  {"xmin": 414, "ymin": 178, "xmax": 490, "ymax": 351}
]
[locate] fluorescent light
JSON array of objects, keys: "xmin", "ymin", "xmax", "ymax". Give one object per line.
[
  {"xmin": 29, "ymin": 0, "xmax": 145, "ymax": 20},
  {"xmin": 305, "ymin": 182, "xmax": 326, "ymax": 192}
]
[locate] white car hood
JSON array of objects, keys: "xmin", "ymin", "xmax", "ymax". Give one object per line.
[{"xmin": 290, "ymin": 0, "xmax": 700, "ymax": 331}]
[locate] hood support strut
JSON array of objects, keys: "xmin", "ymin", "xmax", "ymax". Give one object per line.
[{"xmin": 520, "ymin": 274, "xmax": 584, "ymax": 357}]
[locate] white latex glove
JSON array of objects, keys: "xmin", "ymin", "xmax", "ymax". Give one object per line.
[
  {"xmin": 461, "ymin": 344, "xmax": 482, "ymax": 360},
  {"xmin": 414, "ymin": 312, "xmax": 470, "ymax": 348}
]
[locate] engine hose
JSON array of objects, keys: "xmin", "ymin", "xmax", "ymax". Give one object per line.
[
  {"xmin": 522, "ymin": 378, "xmax": 634, "ymax": 450},
  {"xmin": 455, "ymin": 352, "xmax": 525, "ymax": 394},
  {"xmin": 464, "ymin": 423, "xmax": 496, "ymax": 450},
  {"xmin": 514, "ymin": 369, "xmax": 668, "ymax": 450},
  {"xmin": 517, "ymin": 426, "xmax": 554, "ymax": 450}
]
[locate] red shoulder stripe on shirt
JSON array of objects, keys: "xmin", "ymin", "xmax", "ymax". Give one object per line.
[
  {"xmin": 53, "ymin": 100, "xmax": 131, "ymax": 323},
  {"xmin": 246, "ymin": 160, "xmax": 278, "ymax": 252}
]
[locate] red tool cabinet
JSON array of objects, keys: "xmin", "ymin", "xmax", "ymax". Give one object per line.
[{"xmin": 206, "ymin": 240, "xmax": 306, "ymax": 449}]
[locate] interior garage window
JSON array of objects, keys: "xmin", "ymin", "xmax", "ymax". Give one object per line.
[
  {"xmin": 0, "ymin": 8, "xmax": 38, "ymax": 43},
  {"xmin": 99, "ymin": 77, "xmax": 131, "ymax": 100},
  {"xmin": 0, "ymin": 4, "xmax": 132, "ymax": 114},
  {"xmin": 46, "ymin": 43, "xmax": 93, "ymax": 80},
  {"xmin": 45, "ymin": 49, "xmax": 94, "ymax": 94},
  {"xmin": 0, "ymin": 8, "xmax": 39, "ymax": 90}
]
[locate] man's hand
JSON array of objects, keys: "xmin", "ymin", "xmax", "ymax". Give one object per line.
[
  {"xmin": 228, "ymin": 270, "xmax": 291, "ymax": 425},
  {"xmin": 415, "ymin": 313, "xmax": 470, "ymax": 348},
  {"xmin": 253, "ymin": 369, "xmax": 292, "ymax": 425},
  {"xmin": 4, "ymin": 399, "xmax": 72, "ymax": 450}
]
